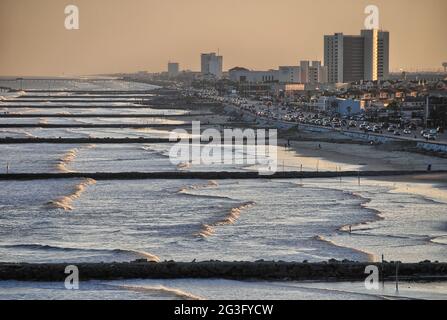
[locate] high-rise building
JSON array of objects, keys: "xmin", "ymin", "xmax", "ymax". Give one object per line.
[
  {"xmin": 324, "ymin": 33, "xmax": 344, "ymax": 83},
  {"xmin": 299, "ymin": 61, "xmax": 310, "ymax": 83},
  {"xmin": 324, "ymin": 30, "xmax": 389, "ymax": 83},
  {"xmin": 308, "ymin": 61, "xmax": 328, "ymax": 84},
  {"xmin": 377, "ymin": 31, "xmax": 390, "ymax": 81},
  {"xmin": 167, "ymin": 62, "xmax": 179, "ymax": 78},
  {"xmin": 201, "ymin": 53, "xmax": 223, "ymax": 79}
]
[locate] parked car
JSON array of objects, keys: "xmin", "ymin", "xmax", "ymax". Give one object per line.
[{"xmin": 348, "ymin": 121, "xmax": 357, "ymax": 128}]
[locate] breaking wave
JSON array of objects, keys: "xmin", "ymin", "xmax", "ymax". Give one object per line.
[
  {"xmin": 113, "ymin": 249, "xmax": 161, "ymax": 262},
  {"xmin": 116, "ymin": 285, "xmax": 203, "ymax": 300},
  {"xmin": 176, "ymin": 180, "xmax": 256, "ymax": 238},
  {"xmin": 46, "ymin": 178, "xmax": 96, "ymax": 211},
  {"xmin": 314, "ymin": 235, "xmax": 376, "ymax": 262},
  {"xmin": 1, "ymin": 244, "xmax": 160, "ymax": 262},
  {"xmin": 429, "ymin": 236, "xmax": 447, "ymax": 246},
  {"xmin": 338, "ymin": 191, "xmax": 384, "ymax": 233},
  {"xmin": 178, "ymin": 180, "xmax": 219, "ymax": 193},
  {"xmin": 196, "ymin": 201, "xmax": 256, "ymax": 238},
  {"xmin": 177, "ymin": 161, "xmax": 192, "ymax": 170},
  {"xmin": 140, "ymin": 144, "xmax": 171, "ymax": 158},
  {"xmin": 56, "ymin": 144, "xmax": 96, "ymax": 172}
]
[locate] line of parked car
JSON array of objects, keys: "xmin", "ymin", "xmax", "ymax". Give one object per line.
[{"xmin": 196, "ymin": 90, "xmax": 443, "ymax": 143}]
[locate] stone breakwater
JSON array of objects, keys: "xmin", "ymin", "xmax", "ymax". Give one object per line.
[
  {"xmin": 0, "ymin": 137, "xmax": 179, "ymax": 144},
  {"xmin": 0, "ymin": 170, "xmax": 446, "ymax": 181},
  {"xmin": 0, "ymin": 113, "xmax": 214, "ymax": 118},
  {"xmin": 0, "ymin": 261, "xmax": 446, "ymax": 282}
]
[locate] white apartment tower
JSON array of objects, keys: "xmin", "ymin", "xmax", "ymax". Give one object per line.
[
  {"xmin": 324, "ymin": 30, "xmax": 389, "ymax": 83},
  {"xmin": 201, "ymin": 53, "xmax": 223, "ymax": 79}
]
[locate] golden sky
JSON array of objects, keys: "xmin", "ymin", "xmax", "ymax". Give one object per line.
[{"xmin": 0, "ymin": 0, "xmax": 446, "ymax": 76}]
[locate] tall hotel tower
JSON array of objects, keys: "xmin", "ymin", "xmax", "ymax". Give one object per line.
[{"xmin": 324, "ymin": 29, "xmax": 389, "ymax": 83}]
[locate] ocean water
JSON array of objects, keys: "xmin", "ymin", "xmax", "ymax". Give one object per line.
[
  {"xmin": 0, "ymin": 107, "xmax": 187, "ymax": 115},
  {"xmin": 0, "ymin": 117, "xmax": 184, "ymax": 125},
  {"xmin": 0, "ymin": 177, "xmax": 446, "ymax": 264},
  {"xmin": 0, "ymin": 127, "xmax": 179, "ymax": 139},
  {"xmin": 0, "ymin": 78, "xmax": 158, "ymax": 91},
  {"xmin": 1, "ymin": 79, "xmax": 446, "ymax": 300},
  {"xmin": 2, "ymin": 279, "xmax": 447, "ymax": 300}
]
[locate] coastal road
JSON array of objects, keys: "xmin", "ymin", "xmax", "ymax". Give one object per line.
[{"xmin": 230, "ymin": 102, "xmax": 447, "ymax": 145}]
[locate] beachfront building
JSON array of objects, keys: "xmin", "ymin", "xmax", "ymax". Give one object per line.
[
  {"xmin": 229, "ymin": 61, "xmax": 327, "ymax": 85},
  {"xmin": 278, "ymin": 61, "xmax": 326, "ymax": 84},
  {"xmin": 307, "ymin": 61, "xmax": 328, "ymax": 84},
  {"xmin": 278, "ymin": 66, "xmax": 300, "ymax": 83},
  {"xmin": 229, "ymin": 67, "xmax": 279, "ymax": 83},
  {"xmin": 425, "ymin": 93, "xmax": 447, "ymax": 128},
  {"xmin": 201, "ymin": 53, "xmax": 223, "ymax": 80},
  {"xmin": 168, "ymin": 62, "xmax": 179, "ymax": 78},
  {"xmin": 324, "ymin": 29, "xmax": 389, "ymax": 83},
  {"xmin": 317, "ymin": 96, "xmax": 362, "ymax": 115}
]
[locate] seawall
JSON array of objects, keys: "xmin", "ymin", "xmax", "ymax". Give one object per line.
[
  {"xmin": 0, "ymin": 260, "xmax": 446, "ymax": 282},
  {"xmin": 0, "ymin": 113, "xmax": 214, "ymax": 118},
  {"xmin": 0, "ymin": 170, "xmax": 445, "ymax": 181}
]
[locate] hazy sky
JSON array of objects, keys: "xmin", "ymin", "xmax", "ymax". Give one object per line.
[{"xmin": 0, "ymin": 0, "xmax": 446, "ymax": 76}]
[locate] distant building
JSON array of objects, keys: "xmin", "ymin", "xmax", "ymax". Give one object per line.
[
  {"xmin": 307, "ymin": 61, "xmax": 328, "ymax": 84},
  {"xmin": 278, "ymin": 66, "xmax": 300, "ymax": 83},
  {"xmin": 336, "ymin": 98, "xmax": 362, "ymax": 115},
  {"xmin": 201, "ymin": 53, "xmax": 223, "ymax": 79},
  {"xmin": 317, "ymin": 96, "xmax": 337, "ymax": 112},
  {"xmin": 425, "ymin": 94, "xmax": 447, "ymax": 127},
  {"xmin": 317, "ymin": 96, "xmax": 362, "ymax": 115},
  {"xmin": 168, "ymin": 62, "xmax": 179, "ymax": 78},
  {"xmin": 229, "ymin": 67, "xmax": 278, "ymax": 83},
  {"xmin": 299, "ymin": 61, "xmax": 309, "ymax": 83},
  {"xmin": 229, "ymin": 61, "xmax": 326, "ymax": 85},
  {"xmin": 278, "ymin": 61, "xmax": 327, "ymax": 84},
  {"xmin": 324, "ymin": 29, "xmax": 389, "ymax": 83}
]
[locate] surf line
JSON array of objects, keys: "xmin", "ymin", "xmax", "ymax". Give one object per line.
[
  {"xmin": 56, "ymin": 144, "xmax": 96, "ymax": 173},
  {"xmin": 112, "ymin": 284, "xmax": 204, "ymax": 300},
  {"xmin": 196, "ymin": 201, "xmax": 256, "ymax": 238},
  {"xmin": 177, "ymin": 180, "xmax": 256, "ymax": 238},
  {"xmin": 46, "ymin": 178, "xmax": 96, "ymax": 211}
]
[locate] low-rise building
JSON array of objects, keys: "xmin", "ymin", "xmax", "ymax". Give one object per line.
[
  {"xmin": 278, "ymin": 66, "xmax": 300, "ymax": 83},
  {"xmin": 229, "ymin": 67, "xmax": 279, "ymax": 83},
  {"xmin": 317, "ymin": 96, "xmax": 362, "ymax": 115}
]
